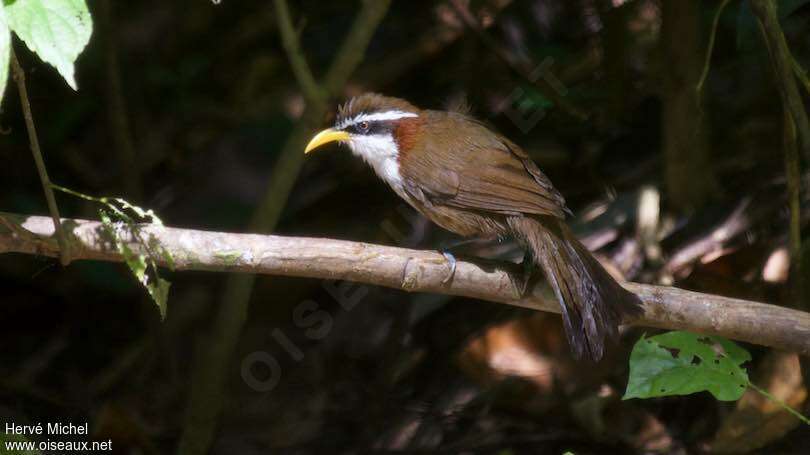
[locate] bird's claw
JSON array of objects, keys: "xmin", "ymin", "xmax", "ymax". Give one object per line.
[
  {"xmin": 441, "ymin": 251, "xmax": 456, "ymax": 284},
  {"xmin": 513, "ymin": 250, "xmax": 535, "ymax": 297}
]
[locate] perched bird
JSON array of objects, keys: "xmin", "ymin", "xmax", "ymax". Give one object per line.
[{"xmin": 304, "ymin": 93, "xmax": 639, "ymax": 361}]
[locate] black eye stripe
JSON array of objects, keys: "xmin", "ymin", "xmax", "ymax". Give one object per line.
[{"xmin": 348, "ymin": 120, "xmax": 394, "ymax": 135}]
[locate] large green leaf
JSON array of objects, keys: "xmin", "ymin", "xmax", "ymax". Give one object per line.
[
  {"xmin": 4, "ymin": 0, "xmax": 92, "ymax": 89},
  {"xmin": 624, "ymin": 331, "xmax": 751, "ymax": 401}
]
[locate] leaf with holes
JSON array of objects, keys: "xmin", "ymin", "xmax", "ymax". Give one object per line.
[
  {"xmin": 100, "ymin": 209, "xmax": 170, "ymax": 320},
  {"xmin": 4, "ymin": 0, "xmax": 92, "ymax": 89},
  {"xmin": 623, "ymin": 331, "xmax": 751, "ymax": 401},
  {"xmin": 110, "ymin": 197, "xmax": 165, "ymax": 225}
]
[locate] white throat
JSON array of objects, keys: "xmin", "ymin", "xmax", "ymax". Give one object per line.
[
  {"xmin": 348, "ymin": 134, "xmax": 406, "ymax": 196},
  {"xmin": 340, "ymin": 110, "xmax": 419, "ymax": 199}
]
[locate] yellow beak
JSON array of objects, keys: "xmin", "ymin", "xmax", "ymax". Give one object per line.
[{"xmin": 304, "ymin": 128, "xmax": 350, "ymax": 154}]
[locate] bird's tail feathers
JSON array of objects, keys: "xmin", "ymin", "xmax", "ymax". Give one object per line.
[{"xmin": 509, "ymin": 216, "xmax": 641, "ymax": 361}]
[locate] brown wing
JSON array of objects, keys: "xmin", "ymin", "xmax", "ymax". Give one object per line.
[{"xmin": 400, "ymin": 111, "xmax": 569, "ymax": 219}]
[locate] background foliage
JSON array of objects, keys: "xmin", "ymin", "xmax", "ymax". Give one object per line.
[{"xmin": 1, "ymin": 0, "xmax": 810, "ymax": 453}]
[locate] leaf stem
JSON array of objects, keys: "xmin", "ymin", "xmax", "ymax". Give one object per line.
[
  {"xmin": 51, "ymin": 183, "xmax": 102, "ymax": 203},
  {"xmin": 51, "ymin": 184, "xmax": 133, "ymax": 224},
  {"xmin": 52, "ymin": 183, "xmax": 171, "ymax": 273},
  {"xmin": 748, "ymin": 381, "xmax": 810, "ymax": 425},
  {"xmin": 10, "ymin": 47, "xmax": 71, "ymax": 266}
]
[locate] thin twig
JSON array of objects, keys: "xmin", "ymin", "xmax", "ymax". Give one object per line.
[
  {"xmin": 9, "ymin": 48, "xmax": 71, "ymax": 266},
  {"xmin": 696, "ymin": 0, "xmax": 733, "ymax": 101},
  {"xmin": 751, "ymin": 0, "xmax": 810, "ymax": 163},
  {"xmin": 273, "ymin": 0, "xmax": 324, "ymax": 103},
  {"xmin": 448, "ymin": 0, "xmax": 589, "ymax": 122},
  {"xmin": 250, "ymin": 0, "xmax": 392, "ymax": 230},
  {"xmin": 751, "ymin": 0, "xmax": 810, "ymax": 310},
  {"xmin": 321, "ymin": 0, "xmax": 393, "ymax": 96},
  {"xmin": 784, "ymin": 108, "xmax": 802, "ymax": 304},
  {"xmin": 792, "ymin": 56, "xmax": 810, "ymax": 97},
  {"xmin": 2, "ymin": 211, "xmax": 810, "ymax": 355},
  {"xmin": 355, "ymin": 0, "xmax": 512, "ymax": 87}
]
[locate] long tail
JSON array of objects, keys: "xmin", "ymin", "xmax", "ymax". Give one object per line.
[{"xmin": 508, "ymin": 216, "xmax": 641, "ymax": 361}]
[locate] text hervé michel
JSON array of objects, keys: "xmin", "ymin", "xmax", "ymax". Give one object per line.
[{"xmin": 6, "ymin": 421, "xmax": 89, "ymax": 436}]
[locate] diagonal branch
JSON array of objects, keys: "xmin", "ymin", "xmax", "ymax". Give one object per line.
[
  {"xmin": 751, "ymin": 0, "xmax": 810, "ymax": 312},
  {"xmin": 696, "ymin": 0, "xmax": 732, "ymax": 101},
  {"xmin": 751, "ymin": 0, "xmax": 810, "ymax": 163},
  {"xmin": 273, "ymin": 0, "xmax": 324, "ymax": 103},
  {"xmin": 793, "ymin": 56, "xmax": 810, "ymax": 96},
  {"xmin": 2, "ymin": 211, "xmax": 809, "ymax": 356},
  {"xmin": 448, "ymin": 0, "xmax": 589, "ymax": 121},
  {"xmin": 9, "ymin": 48, "xmax": 70, "ymax": 266},
  {"xmin": 321, "ymin": 0, "xmax": 392, "ymax": 96},
  {"xmin": 178, "ymin": 2, "xmax": 392, "ymax": 454}
]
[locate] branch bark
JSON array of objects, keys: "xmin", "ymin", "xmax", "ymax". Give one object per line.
[{"xmin": 2, "ymin": 211, "xmax": 809, "ymax": 356}]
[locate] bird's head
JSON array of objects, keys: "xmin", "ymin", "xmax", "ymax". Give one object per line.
[{"xmin": 304, "ymin": 93, "xmax": 422, "ymax": 164}]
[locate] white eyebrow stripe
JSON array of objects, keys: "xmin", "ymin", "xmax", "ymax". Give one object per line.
[{"xmin": 337, "ymin": 110, "xmax": 419, "ymax": 130}]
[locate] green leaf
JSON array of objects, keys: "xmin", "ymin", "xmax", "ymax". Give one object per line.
[
  {"xmin": 624, "ymin": 331, "xmax": 751, "ymax": 401},
  {"xmin": 99, "ymin": 208, "xmax": 171, "ymax": 320},
  {"xmin": 111, "ymin": 197, "xmax": 165, "ymax": 225},
  {"xmin": 0, "ymin": 6, "xmax": 10, "ymax": 105},
  {"xmin": 4, "ymin": 0, "xmax": 92, "ymax": 89},
  {"xmin": 147, "ymin": 276, "xmax": 170, "ymax": 319},
  {"xmin": 51, "ymin": 186, "xmax": 174, "ymax": 318}
]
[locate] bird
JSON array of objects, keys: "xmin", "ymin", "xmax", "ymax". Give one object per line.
[{"xmin": 303, "ymin": 93, "xmax": 640, "ymax": 361}]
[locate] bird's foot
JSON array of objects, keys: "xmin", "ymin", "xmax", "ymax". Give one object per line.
[
  {"xmin": 511, "ymin": 250, "xmax": 535, "ymax": 297},
  {"xmin": 437, "ymin": 237, "xmax": 498, "ymax": 285},
  {"xmin": 440, "ymin": 250, "xmax": 457, "ymax": 284}
]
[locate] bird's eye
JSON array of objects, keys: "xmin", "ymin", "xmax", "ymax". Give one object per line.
[{"xmin": 358, "ymin": 121, "xmax": 370, "ymax": 131}]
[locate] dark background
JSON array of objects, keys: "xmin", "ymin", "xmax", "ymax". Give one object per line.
[{"xmin": 1, "ymin": 0, "xmax": 810, "ymax": 453}]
